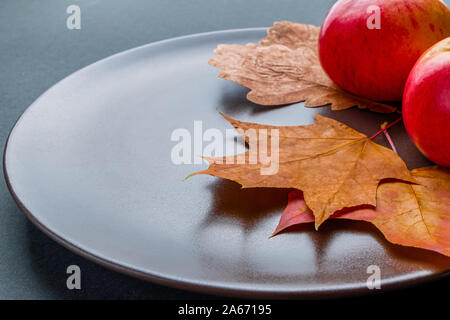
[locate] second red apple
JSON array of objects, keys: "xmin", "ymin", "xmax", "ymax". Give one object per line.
[{"xmin": 403, "ymin": 37, "xmax": 450, "ymax": 167}]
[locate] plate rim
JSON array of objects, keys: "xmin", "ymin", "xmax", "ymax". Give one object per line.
[{"xmin": 3, "ymin": 28, "xmax": 449, "ymax": 299}]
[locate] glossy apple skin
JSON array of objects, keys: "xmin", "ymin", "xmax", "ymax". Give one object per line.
[
  {"xmin": 403, "ymin": 38, "xmax": 450, "ymax": 167},
  {"xmin": 319, "ymin": 0, "xmax": 450, "ymax": 101}
]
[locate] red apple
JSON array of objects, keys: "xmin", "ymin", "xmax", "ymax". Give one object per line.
[
  {"xmin": 403, "ymin": 37, "xmax": 450, "ymax": 167},
  {"xmin": 319, "ymin": 0, "xmax": 450, "ymax": 101}
]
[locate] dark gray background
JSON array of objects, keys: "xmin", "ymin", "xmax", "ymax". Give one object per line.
[{"xmin": 0, "ymin": 0, "xmax": 447, "ymax": 299}]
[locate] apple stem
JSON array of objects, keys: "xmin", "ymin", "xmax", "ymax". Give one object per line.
[{"xmin": 369, "ymin": 117, "xmax": 402, "ymax": 141}]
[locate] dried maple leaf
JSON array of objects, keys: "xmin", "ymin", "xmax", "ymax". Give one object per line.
[
  {"xmin": 191, "ymin": 113, "xmax": 414, "ymax": 228},
  {"xmin": 274, "ymin": 167, "xmax": 450, "ymax": 257},
  {"xmin": 209, "ymin": 21, "xmax": 396, "ymax": 113}
]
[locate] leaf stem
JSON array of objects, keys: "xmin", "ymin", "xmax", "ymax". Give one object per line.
[
  {"xmin": 369, "ymin": 117, "xmax": 402, "ymax": 140},
  {"xmin": 381, "ymin": 122, "xmax": 398, "ymax": 154}
]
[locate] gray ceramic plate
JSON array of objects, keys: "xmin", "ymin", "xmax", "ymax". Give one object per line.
[{"xmin": 4, "ymin": 29, "xmax": 450, "ymax": 298}]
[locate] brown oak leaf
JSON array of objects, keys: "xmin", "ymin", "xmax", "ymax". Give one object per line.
[
  {"xmin": 209, "ymin": 21, "xmax": 396, "ymax": 113},
  {"xmin": 273, "ymin": 167, "xmax": 450, "ymax": 257},
  {"xmin": 191, "ymin": 113, "xmax": 414, "ymax": 228}
]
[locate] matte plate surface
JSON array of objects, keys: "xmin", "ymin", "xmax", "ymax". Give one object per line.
[{"xmin": 4, "ymin": 29, "xmax": 450, "ymax": 298}]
